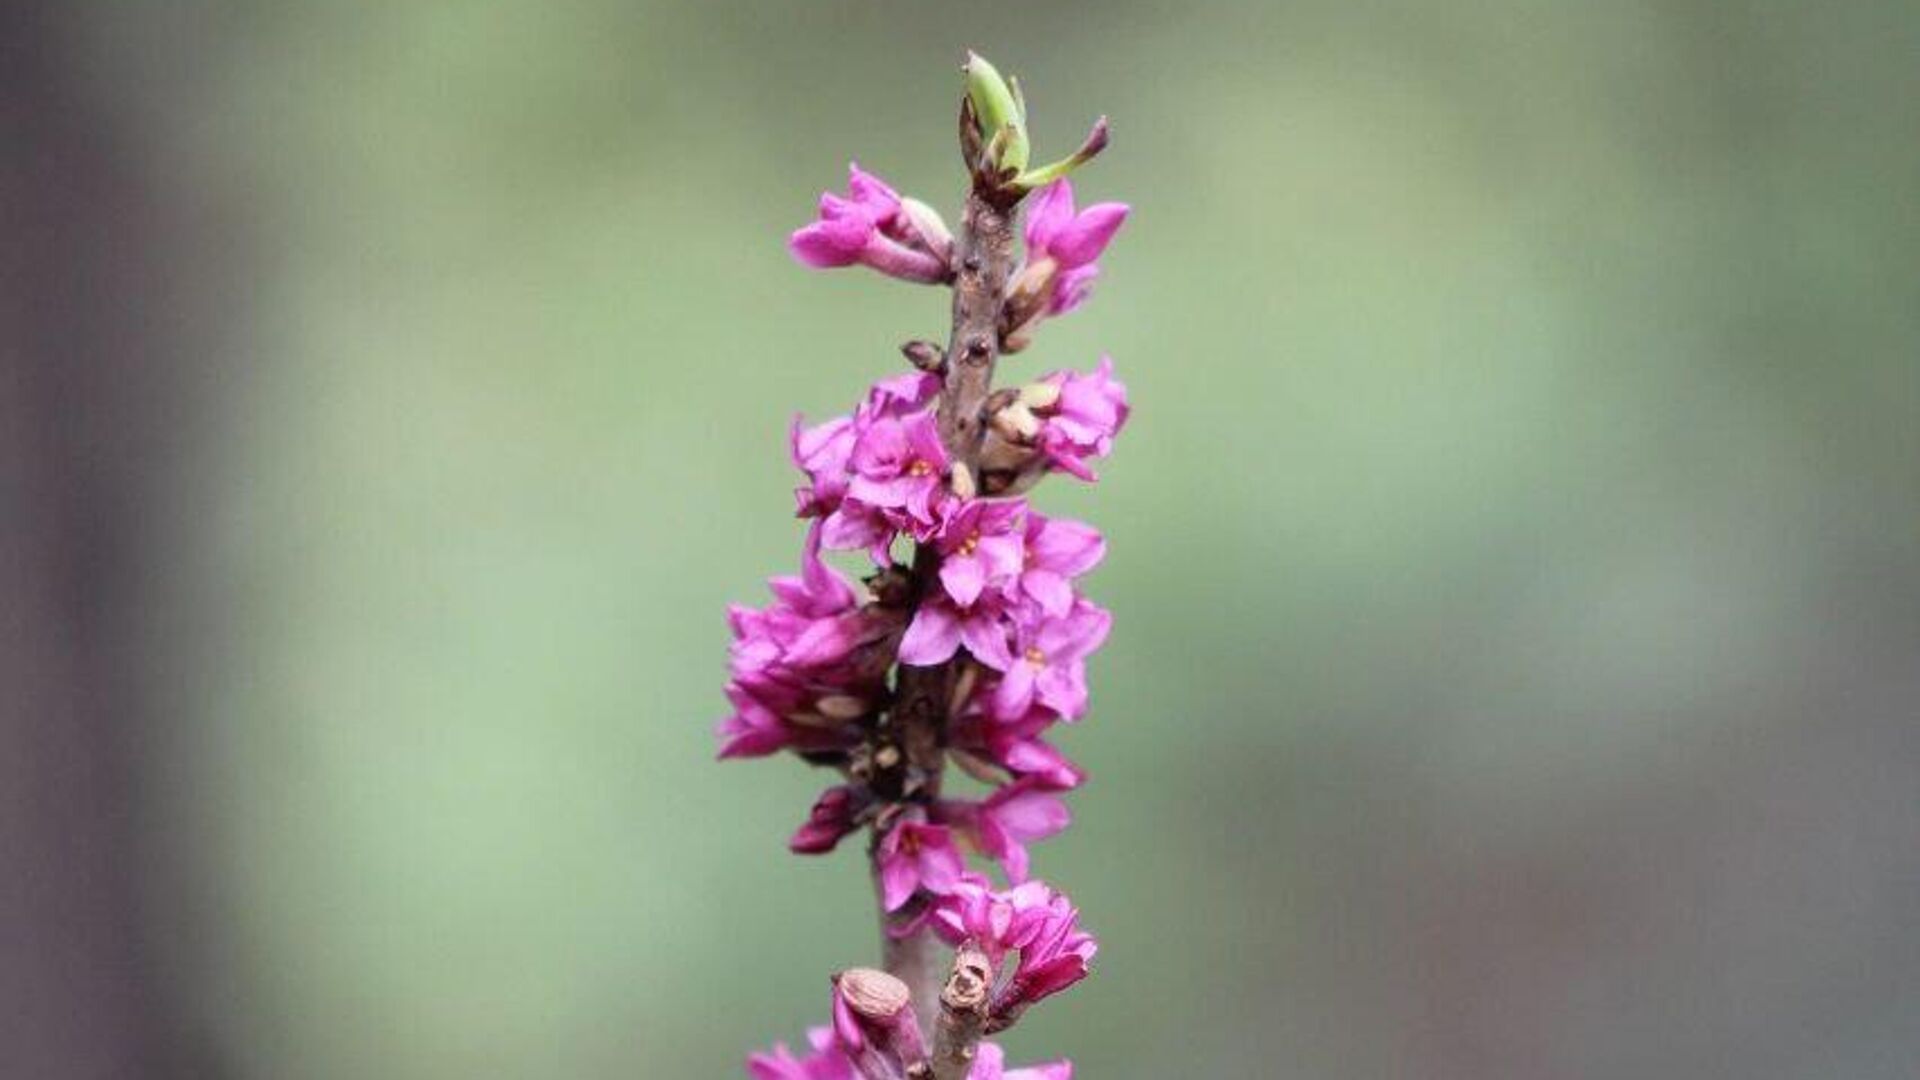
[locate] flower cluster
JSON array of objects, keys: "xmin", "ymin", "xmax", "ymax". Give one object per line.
[
  {"xmin": 932, "ymin": 875, "xmax": 1096, "ymax": 1030},
  {"xmin": 726, "ymin": 53, "xmax": 1127, "ymax": 1080},
  {"xmin": 751, "ymin": 351, "xmax": 1127, "ymax": 894}
]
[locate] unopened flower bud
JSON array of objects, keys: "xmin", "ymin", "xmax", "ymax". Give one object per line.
[
  {"xmin": 1017, "ymin": 381, "xmax": 1061, "ymax": 411},
  {"xmin": 898, "ymin": 196, "xmax": 953, "ymax": 262},
  {"xmin": 900, "ymin": 340, "xmax": 946, "ymax": 373},
  {"xmin": 949, "ymin": 662, "xmax": 980, "ymax": 714},
  {"xmin": 790, "ymin": 785, "xmax": 864, "ymax": 854},
  {"xmin": 950, "ymin": 461, "xmax": 978, "ymax": 500},
  {"xmin": 815, "ymin": 694, "xmax": 868, "ymax": 721},
  {"xmin": 992, "ymin": 403, "xmax": 1041, "ymax": 443}
]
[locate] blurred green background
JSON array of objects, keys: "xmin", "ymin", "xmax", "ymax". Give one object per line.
[{"xmin": 7, "ymin": 2, "xmax": 1918, "ymax": 1078}]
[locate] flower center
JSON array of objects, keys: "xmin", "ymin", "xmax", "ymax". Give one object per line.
[
  {"xmin": 908, "ymin": 460, "xmax": 933, "ymax": 478},
  {"xmin": 958, "ymin": 530, "xmax": 981, "ymax": 556},
  {"xmin": 1024, "ymin": 646, "xmax": 1046, "ymax": 667}
]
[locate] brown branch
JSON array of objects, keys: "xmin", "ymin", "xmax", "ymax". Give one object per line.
[
  {"xmin": 928, "ymin": 944, "xmax": 994, "ymax": 1080},
  {"xmin": 876, "ymin": 181, "xmax": 1022, "ymax": 1037},
  {"xmin": 936, "ymin": 190, "xmax": 1017, "ymax": 467},
  {"xmin": 874, "ymin": 851, "xmax": 943, "ymax": 1039}
]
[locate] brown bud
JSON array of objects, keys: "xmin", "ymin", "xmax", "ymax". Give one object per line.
[
  {"xmin": 991, "ymin": 402, "xmax": 1040, "ymax": 443},
  {"xmin": 902, "ymin": 340, "xmax": 946, "ymax": 373},
  {"xmin": 1017, "ymin": 381, "xmax": 1061, "ymax": 411},
  {"xmin": 815, "ymin": 694, "xmax": 868, "ymax": 722},
  {"xmin": 950, "ymin": 462, "xmax": 978, "ymax": 500}
]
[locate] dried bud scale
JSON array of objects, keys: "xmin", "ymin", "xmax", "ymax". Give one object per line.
[{"xmin": 736, "ymin": 52, "xmax": 1131, "ymax": 1079}]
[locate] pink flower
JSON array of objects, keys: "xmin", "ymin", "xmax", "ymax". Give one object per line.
[
  {"xmin": 1034, "ymin": 357, "xmax": 1129, "ymax": 482},
  {"xmin": 847, "ymin": 411, "xmax": 950, "ymax": 530},
  {"xmin": 717, "ymin": 692, "xmax": 844, "ymax": 760},
  {"xmin": 790, "ymin": 786, "xmax": 866, "ymax": 855},
  {"xmin": 932, "ymin": 498, "xmax": 1027, "ymax": 607},
  {"xmin": 948, "ymin": 690, "xmax": 1088, "ymax": 791},
  {"xmin": 1025, "ymin": 180, "xmax": 1128, "ymax": 269},
  {"xmin": 986, "ymin": 730, "xmax": 1085, "ymax": 791},
  {"xmin": 969, "ymin": 1043, "xmax": 1072, "ymax": 1080},
  {"xmin": 728, "ymin": 527, "xmax": 878, "ymax": 677},
  {"xmin": 747, "ymin": 1027, "xmax": 854, "ymax": 1080},
  {"xmin": 939, "ymin": 777, "xmax": 1072, "ymax": 882},
  {"xmin": 791, "ymin": 415, "xmax": 856, "ymax": 519},
  {"xmin": 1015, "ymin": 512, "xmax": 1104, "ymax": 617},
  {"xmin": 717, "ymin": 529, "xmax": 896, "ymax": 760},
  {"xmin": 931, "ymin": 876, "xmax": 1097, "ymax": 1022},
  {"xmin": 990, "ymin": 599, "xmax": 1111, "ymax": 721},
  {"xmin": 1022, "ymin": 180, "xmax": 1128, "ymax": 314},
  {"xmin": 1046, "ymin": 265, "xmax": 1100, "ymax": 317},
  {"xmin": 875, "ymin": 812, "xmax": 966, "ymax": 910},
  {"xmin": 794, "ymin": 373, "xmax": 940, "ymax": 524},
  {"xmin": 856, "ymin": 371, "xmax": 941, "ymax": 425},
  {"xmin": 898, "ymin": 593, "xmax": 1016, "ymax": 670},
  {"xmin": 790, "ymin": 164, "xmax": 952, "ymax": 284}
]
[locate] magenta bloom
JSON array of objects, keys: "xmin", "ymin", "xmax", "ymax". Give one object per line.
[
  {"xmin": 1034, "ymin": 357, "xmax": 1129, "ymax": 482},
  {"xmin": 747, "ymin": 1027, "xmax": 855, "ymax": 1080},
  {"xmin": 990, "ymin": 599, "xmax": 1111, "ymax": 721},
  {"xmin": 791, "ymin": 414, "xmax": 857, "ymax": 519},
  {"xmin": 728, "ymin": 528, "xmax": 873, "ymax": 676},
  {"xmin": 790, "ymin": 785, "xmax": 866, "ymax": 855},
  {"xmin": 899, "ymin": 593, "xmax": 1016, "ymax": 670},
  {"xmin": 984, "ymin": 728, "xmax": 1085, "ymax": 791},
  {"xmin": 790, "ymin": 164, "xmax": 952, "ymax": 284},
  {"xmin": 847, "ymin": 411, "xmax": 950, "ymax": 530},
  {"xmin": 857, "ymin": 370, "xmax": 941, "ymax": 424},
  {"xmin": 1023, "ymin": 179, "xmax": 1128, "ymax": 315},
  {"xmin": 932, "ymin": 876, "xmax": 1097, "ymax": 1021},
  {"xmin": 933, "ymin": 498, "xmax": 1028, "ymax": 607},
  {"xmin": 947, "ymin": 687, "xmax": 1088, "ymax": 791},
  {"xmin": 794, "ymin": 372, "xmax": 939, "ymax": 524},
  {"xmin": 875, "ymin": 813, "xmax": 966, "ymax": 911},
  {"xmin": 717, "ymin": 692, "xmax": 846, "ymax": 761},
  {"xmin": 1015, "ymin": 512, "xmax": 1104, "ymax": 617},
  {"xmin": 969, "ymin": 1043, "xmax": 1073, "ymax": 1080},
  {"xmin": 939, "ymin": 777, "xmax": 1071, "ymax": 882},
  {"xmin": 716, "ymin": 528, "xmax": 896, "ymax": 759}
]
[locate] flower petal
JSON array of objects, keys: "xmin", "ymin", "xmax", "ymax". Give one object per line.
[
  {"xmin": 1049, "ymin": 202, "xmax": 1129, "ymax": 268},
  {"xmin": 788, "ymin": 218, "xmax": 870, "ymax": 268},
  {"xmin": 900, "ymin": 603, "xmax": 963, "ymax": 665},
  {"xmin": 941, "ymin": 554, "xmax": 987, "ymax": 607},
  {"xmin": 1023, "ymin": 179, "xmax": 1075, "ymax": 254},
  {"xmin": 879, "ymin": 850, "xmax": 919, "ymax": 911}
]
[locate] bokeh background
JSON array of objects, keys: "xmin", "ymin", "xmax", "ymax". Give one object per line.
[{"xmin": 5, "ymin": 2, "xmax": 1918, "ymax": 1078}]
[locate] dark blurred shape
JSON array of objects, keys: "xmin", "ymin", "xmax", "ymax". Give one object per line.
[{"xmin": 1, "ymin": 6, "xmax": 186, "ymax": 1077}]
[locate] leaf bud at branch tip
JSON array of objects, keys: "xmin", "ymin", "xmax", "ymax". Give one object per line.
[{"xmin": 964, "ymin": 51, "xmax": 1029, "ymax": 176}]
